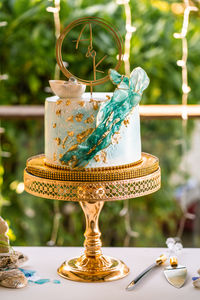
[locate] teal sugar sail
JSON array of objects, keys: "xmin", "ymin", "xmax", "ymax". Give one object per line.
[{"xmin": 60, "ymin": 67, "xmax": 150, "ymax": 168}]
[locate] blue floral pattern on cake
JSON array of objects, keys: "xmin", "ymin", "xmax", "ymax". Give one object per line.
[{"xmin": 60, "ymin": 67, "xmax": 149, "ymax": 168}]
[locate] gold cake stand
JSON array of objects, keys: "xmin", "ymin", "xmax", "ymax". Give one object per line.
[{"xmin": 24, "ymin": 152, "xmax": 161, "ymax": 282}]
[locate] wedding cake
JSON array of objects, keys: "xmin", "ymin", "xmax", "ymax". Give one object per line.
[{"xmin": 45, "ymin": 67, "xmax": 149, "ymax": 169}]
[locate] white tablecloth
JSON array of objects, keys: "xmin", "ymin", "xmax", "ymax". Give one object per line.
[{"xmin": 1, "ymin": 247, "xmax": 199, "ymax": 300}]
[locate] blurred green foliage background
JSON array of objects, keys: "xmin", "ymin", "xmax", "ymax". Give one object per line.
[{"xmin": 0, "ymin": 0, "xmax": 200, "ymax": 247}]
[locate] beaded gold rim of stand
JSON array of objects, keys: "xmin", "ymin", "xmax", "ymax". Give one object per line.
[
  {"xmin": 26, "ymin": 153, "xmax": 159, "ymax": 182},
  {"xmin": 44, "ymin": 157, "xmax": 142, "ymax": 171},
  {"xmin": 24, "ymin": 167, "xmax": 161, "ymax": 202}
]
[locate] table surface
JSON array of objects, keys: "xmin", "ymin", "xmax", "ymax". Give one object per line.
[{"xmin": 1, "ymin": 247, "xmax": 199, "ymax": 300}]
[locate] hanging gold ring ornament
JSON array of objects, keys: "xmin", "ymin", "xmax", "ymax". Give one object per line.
[{"xmin": 56, "ymin": 17, "xmax": 123, "ymax": 87}]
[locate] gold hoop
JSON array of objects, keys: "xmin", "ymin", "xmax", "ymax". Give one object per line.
[{"xmin": 56, "ymin": 17, "xmax": 123, "ymax": 87}]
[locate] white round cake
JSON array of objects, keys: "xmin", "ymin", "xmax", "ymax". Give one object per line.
[
  {"xmin": 45, "ymin": 67, "xmax": 149, "ymax": 169},
  {"xmin": 45, "ymin": 92, "xmax": 141, "ymax": 169}
]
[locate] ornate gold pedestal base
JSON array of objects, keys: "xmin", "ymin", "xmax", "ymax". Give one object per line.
[
  {"xmin": 58, "ymin": 255, "xmax": 129, "ymax": 282},
  {"xmin": 24, "ymin": 153, "xmax": 161, "ymax": 283}
]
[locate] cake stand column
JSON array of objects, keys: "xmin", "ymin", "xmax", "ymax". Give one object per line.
[
  {"xmin": 57, "ymin": 200, "xmax": 129, "ymax": 282},
  {"xmin": 80, "ymin": 201, "xmax": 104, "ymax": 257}
]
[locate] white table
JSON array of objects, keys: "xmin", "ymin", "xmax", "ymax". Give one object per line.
[{"xmin": 1, "ymin": 247, "xmax": 199, "ymax": 300}]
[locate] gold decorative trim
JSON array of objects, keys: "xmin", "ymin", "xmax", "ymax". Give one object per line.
[
  {"xmin": 44, "ymin": 157, "xmax": 143, "ymax": 171},
  {"xmin": 56, "ymin": 17, "xmax": 123, "ymax": 87},
  {"xmin": 26, "ymin": 153, "xmax": 159, "ymax": 182},
  {"xmin": 24, "ymin": 167, "xmax": 161, "ymax": 202}
]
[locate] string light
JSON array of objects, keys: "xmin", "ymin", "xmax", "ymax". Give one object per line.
[
  {"xmin": 46, "ymin": 0, "xmax": 61, "ymax": 246},
  {"xmin": 0, "ymin": 21, "xmax": 9, "ymax": 214},
  {"xmin": 46, "ymin": 0, "xmax": 61, "ymax": 80},
  {"xmin": 117, "ymin": 0, "xmax": 136, "ymax": 76},
  {"xmin": 116, "ymin": 0, "xmax": 140, "ymax": 245},
  {"xmin": 0, "ymin": 74, "xmax": 8, "ymax": 80},
  {"xmin": 0, "ymin": 21, "xmax": 7, "ymax": 27},
  {"xmin": 174, "ymin": 0, "xmax": 198, "ymax": 237}
]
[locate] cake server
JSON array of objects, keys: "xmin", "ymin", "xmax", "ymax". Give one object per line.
[
  {"xmin": 164, "ymin": 256, "xmax": 187, "ymax": 288},
  {"xmin": 126, "ymin": 254, "xmax": 167, "ymax": 291}
]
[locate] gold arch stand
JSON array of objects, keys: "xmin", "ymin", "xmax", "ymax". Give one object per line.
[{"xmin": 24, "ymin": 152, "xmax": 161, "ymax": 282}]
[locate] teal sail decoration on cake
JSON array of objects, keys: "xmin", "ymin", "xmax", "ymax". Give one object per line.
[{"xmin": 60, "ymin": 67, "xmax": 150, "ymax": 168}]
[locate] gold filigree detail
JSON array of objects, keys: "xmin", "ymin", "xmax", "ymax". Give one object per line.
[
  {"xmin": 59, "ymin": 154, "xmax": 63, "ymax": 159},
  {"xmin": 53, "ymin": 153, "xmax": 56, "ymax": 161},
  {"xmin": 56, "ymin": 99, "xmax": 63, "ymax": 105},
  {"xmin": 26, "ymin": 153, "xmax": 159, "ymax": 181},
  {"xmin": 75, "ymin": 113, "xmax": 84, "ymax": 122},
  {"xmin": 84, "ymin": 115, "xmax": 94, "ymax": 124},
  {"xmin": 54, "ymin": 137, "xmax": 61, "ymax": 145},
  {"xmin": 67, "ymin": 116, "xmax": 74, "ymax": 122},
  {"xmin": 56, "ymin": 109, "xmax": 61, "ymax": 116},
  {"xmin": 53, "ymin": 123, "xmax": 57, "ymax": 128},
  {"xmin": 68, "ymin": 131, "xmax": 74, "ymax": 137},
  {"xmin": 66, "ymin": 99, "xmax": 71, "ymax": 106},
  {"xmin": 24, "ymin": 165, "xmax": 161, "ymax": 201},
  {"xmin": 77, "ymin": 128, "xmax": 94, "ymax": 143},
  {"xmin": 106, "ymin": 95, "xmax": 111, "ymax": 100}
]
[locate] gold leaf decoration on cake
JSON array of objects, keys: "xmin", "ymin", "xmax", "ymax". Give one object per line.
[
  {"xmin": 53, "ymin": 123, "xmax": 57, "ymax": 128},
  {"xmin": 67, "ymin": 116, "xmax": 74, "ymax": 122},
  {"xmin": 101, "ymin": 150, "xmax": 107, "ymax": 163},
  {"xmin": 77, "ymin": 128, "xmax": 94, "ymax": 143},
  {"xmin": 92, "ymin": 101, "xmax": 98, "ymax": 110},
  {"xmin": 84, "ymin": 115, "xmax": 94, "ymax": 124},
  {"xmin": 106, "ymin": 111, "xmax": 114, "ymax": 127},
  {"xmin": 78, "ymin": 101, "xmax": 85, "ymax": 107},
  {"xmin": 75, "ymin": 113, "xmax": 84, "ymax": 122},
  {"xmin": 87, "ymin": 145, "xmax": 96, "ymax": 155},
  {"xmin": 67, "ymin": 144, "xmax": 78, "ymax": 152},
  {"xmin": 53, "ymin": 153, "xmax": 56, "ymax": 161},
  {"xmin": 66, "ymin": 99, "xmax": 71, "ymax": 106},
  {"xmin": 123, "ymin": 118, "xmax": 130, "ymax": 127},
  {"xmin": 90, "ymin": 99, "xmax": 99, "ymax": 110},
  {"xmin": 106, "ymin": 95, "xmax": 111, "ymax": 100},
  {"xmin": 59, "ymin": 154, "xmax": 63, "ymax": 159},
  {"xmin": 94, "ymin": 155, "xmax": 100, "ymax": 162},
  {"xmin": 97, "ymin": 130, "xmax": 110, "ymax": 146},
  {"xmin": 56, "ymin": 109, "xmax": 61, "ymax": 116},
  {"xmin": 62, "ymin": 136, "xmax": 68, "ymax": 149},
  {"xmin": 114, "ymin": 118, "xmax": 120, "ymax": 124},
  {"xmin": 54, "ymin": 137, "xmax": 61, "ymax": 145},
  {"xmin": 67, "ymin": 155, "xmax": 78, "ymax": 168},
  {"xmin": 68, "ymin": 131, "xmax": 74, "ymax": 137},
  {"xmin": 56, "ymin": 99, "xmax": 63, "ymax": 105},
  {"xmin": 111, "ymin": 131, "xmax": 120, "ymax": 145},
  {"xmin": 94, "ymin": 151, "xmax": 107, "ymax": 164}
]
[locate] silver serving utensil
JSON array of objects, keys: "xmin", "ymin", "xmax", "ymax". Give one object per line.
[
  {"xmin": 126, "ymin": 254, "xmax": 167, "ymax": 291},
  {"xmin": 164, "ymin": 256, "xmax": 187, "ymax": 288}
]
